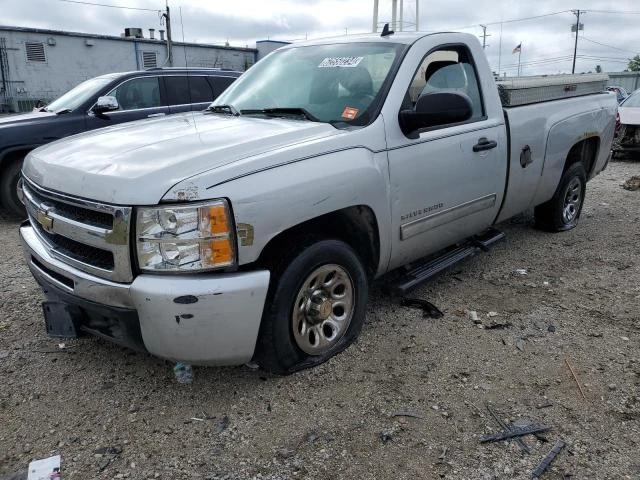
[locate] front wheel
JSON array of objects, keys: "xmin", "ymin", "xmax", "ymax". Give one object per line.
[
  {"xmin": 254, "ymin": 239, "xmax": 369, "ymax": 375},
  {"xmin": 534, "ymin": 162, "xmax": 587, "ymax": 232}
]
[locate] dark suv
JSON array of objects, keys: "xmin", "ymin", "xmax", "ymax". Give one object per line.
[{"xmin": 0, "ymin": 68, "xmax": 241, "ymax": 216}]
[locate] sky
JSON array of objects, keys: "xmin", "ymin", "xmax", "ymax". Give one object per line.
[{"xmin": 3, "ymin": 0, "xmax": 640, "ymax": 75}]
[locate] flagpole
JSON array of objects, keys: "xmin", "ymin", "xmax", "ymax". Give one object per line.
[
  {"xmin": 517, "ymin": 43, "xmax": 522, "ymax": 76},
  {"xmin": 498, "ymin": 22, "xmax": 503, "ymax": 76}
]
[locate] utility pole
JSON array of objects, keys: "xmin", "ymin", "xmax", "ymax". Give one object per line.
[
  {"xmin": 399, "ymin": 0, "xmax": 403, "ymax": 31},
  {"xmin": 571, "ymin": 10, "xmax": 584, "ymax": 74},
  {"xmin": 162, "ymin": 2, "xmax": 173, "ymax": 66},
  {"xmin": 480, "ymin": 24, "xmax": 490, "ymax": 49},
  {"xmin": 415, "ymin": 0, "xmax": 419, "ymax": 30},
  {"xmin": 391, "ymin": 0, "xmax": 397, "ymax": 31},
  {"xmin": 372, "ymin": 0, "xmax": 379, "ymax": 32}
]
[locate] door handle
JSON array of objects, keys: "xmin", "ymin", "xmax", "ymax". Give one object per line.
[
  {"xmin": 147, "ymin": 113, "xmax": 166, "ymax": 118},
  {"xmin": 473, "ymin": 137, "xmax": 498, "ymax": 152}
]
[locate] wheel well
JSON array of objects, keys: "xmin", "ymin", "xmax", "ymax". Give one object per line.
[
  {"xmin": 257, "ymin": 206, "xmax": 381, "ymax": 278},
  {"xmin": 563, "ymin": 137, "xmax": 599, "ymax": 178},
  {"xmin": 0, "ymin": 148, "xmax": 31, "ymax": 172}
]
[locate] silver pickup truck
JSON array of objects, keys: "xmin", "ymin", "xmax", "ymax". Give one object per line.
[{"xmin": 19, "ymin": 32, "xmax": 616, "ymax": 374}]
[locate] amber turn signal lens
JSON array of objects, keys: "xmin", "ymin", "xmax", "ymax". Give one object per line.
[
  {"xmin": 208, "ymin": 205, "xmax": 229, "ymax": 235},
  {"xmin": 210, "ymin": 238, "xmax": 233, "ymax": 264}
]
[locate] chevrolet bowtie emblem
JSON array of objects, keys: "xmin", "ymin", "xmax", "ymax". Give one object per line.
[{"xmin": 36, "ymin": 209, "xmax": 54, "ymax": 233}]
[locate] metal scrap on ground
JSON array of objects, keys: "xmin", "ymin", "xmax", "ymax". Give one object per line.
[
  {"xmin": 485, "ymin": 403, "xmax": 530, "ymax": 454},
  {"xmin": 400, "ymin": 298, "xmax": 444, "ymax": 319},
  {"xmin": 565, "ymin": 359, "xmax": 587, "ymax": 400},
  {"xmin": 531, "ymin": 440, "xmax": 566, "ymax": 479},
  {"xmin": 480, "ymin": 423, "xmax": 551, "ymax": 443},
  {"xmin": 622, "ymin": 176, "xmax": 640, "ymax": 191}
]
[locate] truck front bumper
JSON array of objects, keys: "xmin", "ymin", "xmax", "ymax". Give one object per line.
[{"xmin": 20, "ymin": 224, "xmax": 270, "ymax": 365}]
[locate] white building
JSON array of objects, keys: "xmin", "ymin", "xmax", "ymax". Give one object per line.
[{"xmin": 0, "ymin": 25, "xmax": 287, "ymax": 112}]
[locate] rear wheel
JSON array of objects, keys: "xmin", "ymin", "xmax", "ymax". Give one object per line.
[
  {"xmin": 255, "ymin": 238, "xmax": 368, "ymax": 375},
  {"xmin": 534, "ymin": 162, "xmax": 586, "ymax": 232},
  {"xmin": 0, "ymin": 158, "xmax": 26, "ymax": 218}
]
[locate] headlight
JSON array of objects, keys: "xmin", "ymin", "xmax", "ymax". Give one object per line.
[{"xmin": 136, "ymin": 200, "xmax": 235, "ymax": 272}]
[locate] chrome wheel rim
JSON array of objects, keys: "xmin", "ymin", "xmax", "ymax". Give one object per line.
[
  {"xmin": 292, "ymin": 264, "xmax": 355, "ymax": 355},
  {"xmin": 562, "ymin": 177, "xmax": 582, "ymax": 224}
]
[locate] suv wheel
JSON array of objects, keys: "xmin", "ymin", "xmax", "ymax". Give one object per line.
[{"xmin": 0, "ymin": 158, "xmax": 26, "ymax": 218}]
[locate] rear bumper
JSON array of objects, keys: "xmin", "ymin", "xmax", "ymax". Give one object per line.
[{"xmin": 20, "ymin": 223, "xmax": 270, "ymax": 365}]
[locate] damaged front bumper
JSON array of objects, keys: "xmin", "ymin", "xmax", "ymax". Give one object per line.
[{"xmin": 20, "ymin": 224, "xmax": 270, "ymax": 365}]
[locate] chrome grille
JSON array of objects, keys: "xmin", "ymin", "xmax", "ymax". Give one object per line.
[{"xmin": 22, "ymin": 177, "xmax": 133, "ymax": 283}]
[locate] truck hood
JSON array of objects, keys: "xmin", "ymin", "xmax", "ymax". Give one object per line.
[
  {"xmin": 619, "ymin": 106, "xmax": 640, "ymax": 126},
  {"xmin": 24, "ymin": 111, "xmax": 340, "ymax": 204}
]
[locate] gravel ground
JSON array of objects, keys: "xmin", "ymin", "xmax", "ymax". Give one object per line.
[{"xmin": 1, "ymin": 160, "xmax": 639, "ymax": 480}]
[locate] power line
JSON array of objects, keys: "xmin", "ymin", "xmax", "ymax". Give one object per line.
[
  {"xmin": 450, "ymin": 10, "xmax": 571, "ymax": 30},
  {"xmin": 580, "ymin": 37, "xmax": 639, "ymax": 55},
  {"xmin": 57, "ymin": 0, "xmax": 160, "ymax": 12},
  {"xmin": 584, "ymin": 9, "xmax": 640, "ymax": 15}
]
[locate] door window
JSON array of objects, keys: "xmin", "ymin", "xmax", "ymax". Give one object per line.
[
  {"xmin": 106, "ymin": 77, "xmax": 161, "ymax": 111},
  {"xmin": 165, "ymin": 76, "xmax": 214, "ymax": 105},
  {"xmin": 209, "ymin": 76, "xmax": 236, "ymax": 98},
  {"xmin": 405, "ymin": 47, "xmax": 484, "ymax": 123}
]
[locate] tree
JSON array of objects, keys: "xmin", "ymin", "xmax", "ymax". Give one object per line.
[
  {"xmin": 595, "ymin": 65, "xmax": 602, "ymax": 73},
  {"xmin": 628, "ymin": 55, "xmax": 640, "ymax": 72}
]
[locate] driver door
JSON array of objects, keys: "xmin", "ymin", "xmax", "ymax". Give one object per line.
[{"xmin": 383, "ymin": 44, "xmax": 507, "ymax": 270}]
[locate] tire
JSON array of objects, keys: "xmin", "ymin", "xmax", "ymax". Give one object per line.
[
  {"xmin": 254, "ymin": 238, "xmax": 369, "ymax": 375},
  {"xmin": 534, "ymin": 162, "xmax": 587, "ymax": 232},
  {"xmin": 0, "ymin": 158, "xmax": 26, "ymax": 218}
]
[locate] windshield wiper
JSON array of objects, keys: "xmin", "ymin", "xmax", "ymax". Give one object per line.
[
  {"xmin": 56, "ymin": 108, "xmax": 72, "ymax": 115},
  {"xmin": 241, "ymin": 107, "xmax": 319, "ymax": 122},
  {"xmin": 207, "ymin": 104, "xmax": 240, "ymax": 116}
]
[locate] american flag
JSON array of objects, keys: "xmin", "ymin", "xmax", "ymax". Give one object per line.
[{"xmin": 512, "ymin": 43, "xmax": 522, "ymax": 54}]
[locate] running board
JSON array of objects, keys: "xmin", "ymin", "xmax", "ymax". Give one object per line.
[{"xmin": 386, "ymin": 228, "xmax": 505, "ymax": 296}]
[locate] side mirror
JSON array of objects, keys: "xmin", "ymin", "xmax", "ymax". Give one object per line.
[
  {"xmin": 399, "ymin": 92, "xmax": 473, "ymax": 137},
  {"xmin": 93, "ymin": 96, "xmax": 119, "ymax": 114}
]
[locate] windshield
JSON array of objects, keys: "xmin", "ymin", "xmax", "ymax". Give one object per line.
[
  {"xmin": 45, "ymin": 77, "xmax": 113, "ymax": 113},
  {"xmin": 213, "ymin": 42, "xmax": 406, "ymax": 125},
  {"xmin": 621, "ymin": 91, "xmax": 640, "ymax": 108}
]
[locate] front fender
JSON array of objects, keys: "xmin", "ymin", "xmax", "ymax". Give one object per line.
[{"xmin": 219, "ymin": 148, "xmax": 392, "ymax": 275}]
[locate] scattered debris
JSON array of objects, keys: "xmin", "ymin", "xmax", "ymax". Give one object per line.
[
  {"xmin": 516, "ymin": 339, "xmax": 525, "ymax": 351},
  {"xmin": 438, "ymin": 446, "xmax": 448, "ymax": 460},
  {"xmin": 622, "ymin": 175, "xmax": 640, "ymax": 191},
  {"xmin": 531, "ymin": 440, "xmax": 566, "ymax": 479},
  {"xmin": 379, "ymin": 431, "xmax": 393, "ymax": 444},
  {"xmin": 485, "ymin": 320, "xmax": 513, "ymax": 330},
  {"xmin": 391, "ymin": 410, "xmax": 424, "ymax": 419},
  {"xmin": 485, "ymin": 403, "xmax": 530, "ymax": 454},
  {"xmin": 487, "ymin": 311, "xmax": 499, "ymax": 317},
  {"xmin": 467, "ymin": 310, "xmax": 480, "ymax": 322},
  {"xmin": 564, "ymin": 359, "xmax": 587, "ymax": 400},
  {"xmin": 212, "ymin": 415, "xmax": 229, "ymax": 435},
  {"xmin": 620, "ymin": 336, "xmax": 629, "ymax": 341},
  {"xmin": 190, "ymin": 412, "xmax": 215, "ymax": 422},
  {"xmin": 515, "ymin": 269, "xmax": 528, "ymax": 275},
  {"xmin": 400, "ymin": 298, "xmax": 443, "ymax": 319},
  {"xmin": 536, "ymin": 402, "xmax": 553, "ymax": 409},
  {"xmin": 173, "ymin": 362, "xmax": 193, "ymax": 384},
  {"xmin": 27, "ymin": 455, "xmax": 60, "ymax": 480},
  {"xmin": 94, "ymin": 446, "xmax": 122, "ymax": 455},
  {"xmin": 547, "ymin": 325, "xmax": 556, "ymax": 333},
  {"xmin": 480, "ymin": 423, "xmax": 551, "ymax": 443}
]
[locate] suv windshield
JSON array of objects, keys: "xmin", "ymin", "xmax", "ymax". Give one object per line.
[
  {"xmin": 45, "ymin": 76, "xmax": 113, "ymax": 113},
  {"xmin": 213, "ymin": 42, "xmax": 406, "ymax": 125}
]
